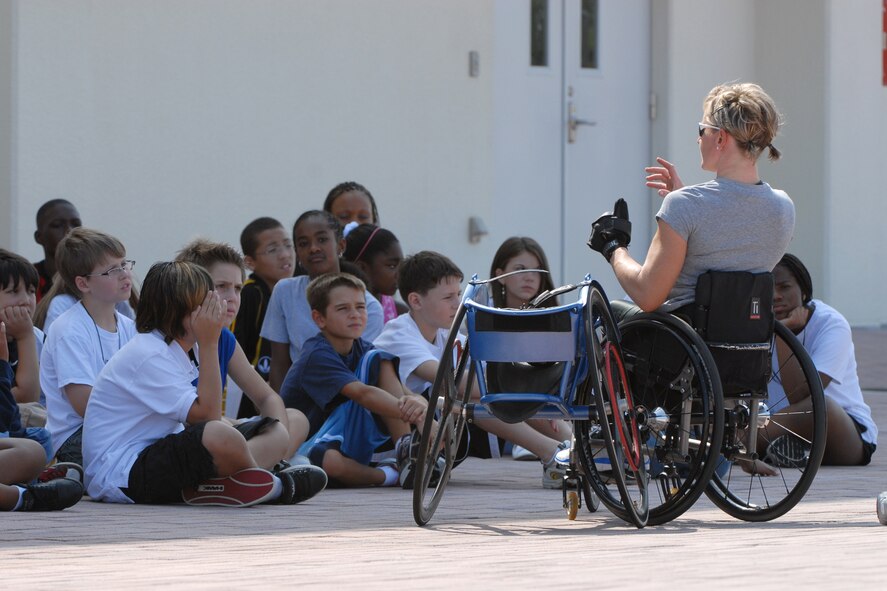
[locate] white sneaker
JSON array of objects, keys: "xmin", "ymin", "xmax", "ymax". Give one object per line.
[
  {"xmin": 878, "ymin": 492, "xmax": 887, "ymax": 525},
  {"xmin": 511, "ymin": 444, "xmax": 538, "ymax": 461},
  {"xmin": 541, "ymin": 441, "xmax": 569, "ymax": 489}
]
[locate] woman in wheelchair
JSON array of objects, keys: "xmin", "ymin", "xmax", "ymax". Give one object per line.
[
  {"xmin": 587, "ymin": 82, "xmax": 794, "ymax": 317},
  {"xmin": 769, "ymin": 254, "xmax": 877, "ymax": 467},
  {"xmin": 488, "ymin": 237, "xmax": 572, "ymax": 461}
]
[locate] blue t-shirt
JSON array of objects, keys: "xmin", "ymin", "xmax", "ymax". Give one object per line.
[
  {"xmin": 191, "ymin": 328, "xmax": 237, "ymax": 388},
  {"xmin": 280, "ymin": 333, "xmax": 374, "ymax": 437},
  {"xmin": 0, "ymin": 359, "xmax": 23, "ymax": 435}
]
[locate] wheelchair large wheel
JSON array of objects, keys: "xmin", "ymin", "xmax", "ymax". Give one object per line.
[
  {"xmin": 705, "ymin": 322, "xmax": 826, "ymax": 521},
  {"xmin": 576, "ymin": 283, "xmax": 649, "ymax": 528},
  {"xmin": 413, "ymin": 305, "xmax": 472, "ymax": 526},
  {"xmin": 618, "ymin": 313, "xmax": 725, "ymax": 526}
]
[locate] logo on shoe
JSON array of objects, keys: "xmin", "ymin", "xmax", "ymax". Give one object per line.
[{"xmin": 197, "ymin": 484, "xmax": 225, "ymax": 492}]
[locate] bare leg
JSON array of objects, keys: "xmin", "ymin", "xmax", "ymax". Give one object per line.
[
  {"xmin": 474, "ymin": 418, "xmax": 561, "ymax": 462},
  {"xmin": 0, "ymin": 438, "xmax": 45, "ymax": 484},
  {"xmin": 244, "ymin": 421, "xmax": 291, "ymax": 470},
  {"xmin": 526, "ymin": 418, "xmax": 571, "ymax": 442},
  {"xmin": 285, "ymin": 408, "xmax": 310, "ymax": 458},
  {"xmin": 201, "ymin": 420, "xmax": 260, "ymax": 476},
  {"xmin": 761, "ymin": 396, "xmax": 865, "ymax": 465},
  {"xmin": 321, "ymin": 448, "xmax": 385, "ymax": 487}
]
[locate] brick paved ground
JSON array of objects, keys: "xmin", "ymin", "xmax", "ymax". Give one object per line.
[{"xmin": 4, "ymin": 331, "xmax": 885, "ymax": 590}]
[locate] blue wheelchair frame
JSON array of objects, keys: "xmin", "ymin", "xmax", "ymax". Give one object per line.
[{"xmin": 412, "ymin": 272, "xmax": 650, "ymax": 528}]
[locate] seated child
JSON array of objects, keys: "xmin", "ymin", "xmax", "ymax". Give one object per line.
[
  {"xmin": 261, "ymin": 210, "xmax": 383, "ymax": 392},
  {"xmin": 488, "ymin": 237, "xmax": 572, "ymax": 460},
  {"xmin": 175, "ymin": 238, "xmax": 308, "ymax": 458},
  {"xmin": 766, "ymin": 253, "xmax": 877, "ymax": 467},
  {"xmin": 1, "ymin": 321, "xmax": 82, "ymax": 511},
  {"xmin": 0, "ymin": 249, "xmax": 48, "ymax": 430},
  {"xmin": 373, "ymin": 251, "xmax": 569, "ymax": 489},
  {"xmin": 83, "ymin": 261, "xmax": 327, "ymax": 506},
  {"xmin": 231, "ymin": 217, "xmax": 295, "ymax": 416},
  {"xmin": 40, "ymin": 229, "xmax": 138, "ymax": 466},
  {"xmin": 323, "ymin": 181, "xmax": 380, "ymax": 226},
  {"xmin": 32, "ymin": 199, "xmax": 82, "ymax": 302},
  {"xmin": 280, "ymin": 273, "xmax": 428, "ymax": 488},
  {"xmin": 344, "ymin": 224, "xmax": 406, "ymax": 324}
]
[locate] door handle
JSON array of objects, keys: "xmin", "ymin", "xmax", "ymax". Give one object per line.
[{"xmin": 567, "ymin": 101, "xmax": 596, "ymax": 143}]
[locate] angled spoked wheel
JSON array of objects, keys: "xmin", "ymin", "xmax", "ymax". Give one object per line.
[
  {"xmin": 413, "ymin": 306, "xmax": 471, "ymax": 526},
  {"xmin": 617, "ymin": 312, "xmax": 725, "ymax": 526},
  {"xmin": 705, "ymin": 322, "xmax": 826, "ymax": 521},
  {"xmin": 577, "ymin": 283, "xmax": 649, "ymax": 528}
]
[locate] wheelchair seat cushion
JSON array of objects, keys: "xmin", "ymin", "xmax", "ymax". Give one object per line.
[{"xmin": 484, "ymin": 361, "xmax": 564, "ymax": 424}]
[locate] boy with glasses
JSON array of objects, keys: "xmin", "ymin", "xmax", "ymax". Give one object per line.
[
  {"xmin": 231, "ymin": 217, "xmax": 295, "ymax": 417},
  {"xmin": 40, "ymin": 228, "xmax": 137, "ymax": 468}
]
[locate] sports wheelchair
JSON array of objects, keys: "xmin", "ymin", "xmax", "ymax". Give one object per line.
[
  {"xmin": 411, "ymin": 269, "xmax": 827, "ymax": 528},
  {"xmin": 617, "ymin": 270, "xmax": 827, "ymax": 523},
  {"xmin": 412, "ymin": 272, "xmax": 653, "ymax": 528}
]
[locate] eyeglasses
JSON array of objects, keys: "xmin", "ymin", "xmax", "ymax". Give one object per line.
[
  {"xmin": 85, "ymin": 260, "xmax": 136, "ymax": 278},
  {"xmin": 698, "ymin": 122, "xmax": 721, "ymax": 137},
  {"xmin": 257, "ymin": 241, "xmax": 294, "ymax": 257}
]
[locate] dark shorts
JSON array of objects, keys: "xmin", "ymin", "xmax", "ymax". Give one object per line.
[
  {"xmin": 849, "ymin": 415, "xmax": 877, "ymax": 466},
  {"xmin": 56, "ymin": 425, "xmax": 83, "ymax": 466},
  {"xmin": 120, "ymin": 422, "xmax": 217, "ymax": 504}
]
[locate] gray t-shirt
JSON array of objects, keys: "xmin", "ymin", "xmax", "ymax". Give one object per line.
[{"xmin": 656, "ymin": 177, "xmax": 795, "ymax": 312}]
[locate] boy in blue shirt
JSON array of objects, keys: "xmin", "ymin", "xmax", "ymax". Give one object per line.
[{"xmin": 280, "ymin": 273, "xmax": 428, "ymax": 487}]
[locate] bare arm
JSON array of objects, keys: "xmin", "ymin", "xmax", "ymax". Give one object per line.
[
  {"xmin": 268, "ymin": 341, "xmax": 291, "ymax": 393},
  {"xmin": 227, "ymin": 342, "xmax": 287, "ymax": 424},
  {"xmin": 1, "ymin": 306, "xmax": 39, "ymax": 403},
  {"xmin": 62, "ymin": 383, "xmax": 91, "ymax": 417},
  {"xmin": 186, "ymin": 292, "xmax": 225, "ymax": 424},
  {"xmin": 340, "ymin": 380, "xmax": 427, "ymax": 426},
  {"xmin": 609, "ymin": 218, "xmax": 687, "ymax": 312}
]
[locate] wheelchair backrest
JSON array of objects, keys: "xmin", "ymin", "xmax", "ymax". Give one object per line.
[
  {"xmin": 466, "ymin": 303, "xmax": 582, "ymax": 363},
  {"xmin": 690, "ymin": 270, "xmax": 775, "ymax": 396}
]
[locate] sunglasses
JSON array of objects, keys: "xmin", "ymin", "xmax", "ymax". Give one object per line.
[{"xmin": 698, "ymin": 122, "xmax": 721, "ymax": 137}]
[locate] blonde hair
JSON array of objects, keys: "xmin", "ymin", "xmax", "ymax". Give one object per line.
[
  {"xmin": 175, "ymin": 238, "xmax": 245, "ymax": 280},
  {"xmin": 704, "ymin": 83, "xmax": 783, "ymax": 161}
]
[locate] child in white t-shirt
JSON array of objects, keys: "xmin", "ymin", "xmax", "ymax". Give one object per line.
[
  {"xmin": 82, "ymin": 261, "xmax": 327, "ymax": 506},
  {"xmin": 373, "ymin": 251, "xmax": 569, "ymax": 489},
  {"xmin": 40, "ymin": 228, "xmax": 137, "ymax": 466}
]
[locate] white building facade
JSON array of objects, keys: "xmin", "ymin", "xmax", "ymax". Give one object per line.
[{"xmin": 1, "ymin": 0, "xmax": 885, "ymax": 324}]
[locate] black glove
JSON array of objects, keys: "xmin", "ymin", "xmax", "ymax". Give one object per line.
[{"xmin": 587, "ymin": 198, "xmax": 631, "ymax": 262}]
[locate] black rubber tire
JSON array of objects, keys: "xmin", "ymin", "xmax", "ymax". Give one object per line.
[
  {"xmin": 704, "ymin": 322, "xmax": 826, "ymax": 521},
  {"xmin": 412, "ymin": 305, "xmax": 471, "ymax": 526},
  {"xmin": 576, "ymin": 283, "xmax": 649, "ymax": 528},
  {"xmin": 617, "ymin": 312, "xmax": 725, "ymax": 526}
]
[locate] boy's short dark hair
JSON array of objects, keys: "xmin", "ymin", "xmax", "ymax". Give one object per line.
[
  {"xmin": 55, "ymin": 227, "xmax": 126, "ymax": 295},
  {"xmin": 175, "ymin": 238, "xmax": 244, "ymax": 279},
  {"xmin": 240, "ymin": 217, "xmax": 285, "ymax": 258},
  {"xmin": 137, "ymin": 261, "xmax": 213, "ymax": 344},
  {"xmin": 0, "ymin": 249, "xmax": 39, "ymax": 291},
  {"xmin": 398, "ymin": 251, "xmax": 463, "ymax": 302},
  {"xmin": 306, "ymin": 272, "xmax": 366, "ymax": 315}
]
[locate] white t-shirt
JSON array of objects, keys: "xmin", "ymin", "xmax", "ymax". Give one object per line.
[
  {"xmin": 43, "ymin": 294, "xmax": 135, "ymax": 334},
  {"xmin": 373, "ymin": 313, "xmax": 459, "ymax": 395},
  {"xmin": 83, "ymin": 331, "xmax": 198, "ymax": 503},
  {"xmin": 767, "ymin": 300, "xmax": 877, "ymax": 445},
  {"xmin": 260, "ymin": 275, "xmax": 384, "ymax": 364},
  {"xmin": 41, "ymin": 302, "xmax": 136, "ymax": 456}
]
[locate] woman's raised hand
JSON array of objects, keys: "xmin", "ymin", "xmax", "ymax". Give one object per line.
[{"xmin": 645, "ymin": 157, "xmax": 684, "ymax": 197}]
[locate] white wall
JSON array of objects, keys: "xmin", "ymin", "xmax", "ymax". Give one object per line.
[
  {"xmin": 0, "ymin": 0, "xmax": 13, "ymax": 244},
  {"xmin": 6, "ymin": 0, "xmax": 494, "ymax": 281},
  {"xmin": 824, "ymin": 0, "xmax": 887, "ymax": 325},
  {"xmin": 651, "ymin": 0, "xmax": 886, "ymax": 325}
]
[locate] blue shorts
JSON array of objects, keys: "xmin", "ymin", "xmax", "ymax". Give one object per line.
[{"xmin": 299, "ymin": 349, "xmax": 396, "ymax": 470}]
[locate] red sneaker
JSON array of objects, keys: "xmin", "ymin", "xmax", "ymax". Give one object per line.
[{"xmin": 181, "ymin": 468, "xmax": 275, "ymax": 507}]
